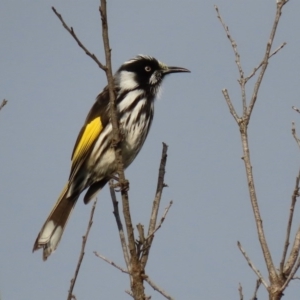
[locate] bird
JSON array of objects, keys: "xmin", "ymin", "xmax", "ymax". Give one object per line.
[{"xmin": 33, "ymin": 55, "xmax": 190, "ymax": 260}]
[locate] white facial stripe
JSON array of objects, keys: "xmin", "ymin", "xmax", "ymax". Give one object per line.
[
  {"xmin": 119, "ymin": 71, "xmax": 138, "ymax": 91},
  {"xmin": 149, "ymin": 72, "xmax": 158, "ymax": 85}
]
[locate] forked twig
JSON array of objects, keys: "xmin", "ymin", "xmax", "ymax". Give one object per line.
[
  {"xmin": 245, "ymin": 43, "xmax": 286, "ymax": 83},
  {"xmin": 247, "ymin": 0, "xmax": 287, "ymax": 120},
  {"xmin": 237, "ymin": 241, "xmax": 268, "ymax": 288},
  {"xmin": 145, "ymin": 200, "xmax": 173, "ymax": 241},
  {"xmin": 67, "ymin": 199, "xmax": 98, "ymax": 300}
]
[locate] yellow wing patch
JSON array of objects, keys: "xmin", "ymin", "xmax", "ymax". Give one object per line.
[{"xmin": 71, "ymin": 117, "xmax": 102, "ymax": 166}]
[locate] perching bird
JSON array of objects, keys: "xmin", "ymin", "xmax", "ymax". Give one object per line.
[{"xmin": 33, "ymin": 55, "xmax": 190, "ymax": 260}]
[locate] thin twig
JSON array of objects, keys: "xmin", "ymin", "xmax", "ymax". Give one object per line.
[
  {"xmin": 145, "ymin": 200, "xmax": 173, "ymax": 241},
  {"xmin": 237, "ymin": 241, "xmax": 268, "ymax": 288},
  {"xmin": 292, "ymin": 122, "xmax": 300, "ymax": 150},
  {"xmin": 247, "ymin": 1, "xmax": 287, "ymax": 121},
  {"xmin": 109, "ymin": 181, "xmax": 130, "ymax": 270},
  {"xmin": 0, "ymin": 99, "xmax": 7, "ymax": 111},
  {"xmin": 141, "ymin": 143, "xmax": 168, "ymax": 269},
  {"xmin": 245, "ymin": 43, "xmax": 286, "ymax": 83},
  {"xmin": 67, "ymin": 199, "xmax": 97, "ymax": 300},
  {"xmin": 94, "ymin": 251, "xmax": 129, "ymax": 273},
  {"xmin": 215, "ymin": 5, "xmax": 247, "ymax": 114},
  {"xmin": 144, "ymin": 274, "xmax": 174, "ymax": 300},
  {"xmin": 214, "ymin": 5, "xmax": 244, "ymax": 80},
  {"xmin": 280, "ymin": 169, "xmax": 300, "ymax": 273},
  {"xmin": 251, "ymin": 279, "xmax": 261, "ymax": 300},
  {"xmin": 221, "ymin": 89, "xmax": 240, "ymax": 123},
  {"xmin": 52, "ymin": 7, "xmax": 106, "ymax": 70},
  {"xmin": 238, "ymin": 283, "xmax": 244, "ymax": 300}
]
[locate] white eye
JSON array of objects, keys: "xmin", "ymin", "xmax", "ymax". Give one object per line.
[{"xmin": 145, "ymin": 66, "xmax": 151, "ymax": 72}]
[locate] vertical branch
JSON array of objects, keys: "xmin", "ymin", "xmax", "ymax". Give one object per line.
[
  {"xmin": 240, "ymin": 126, "xmax": 277, "ymax": 280},
  {"xmin": 141, "ymin": 143, "xmax": 168, "ymax": 268},
  {"xmin": 99, "ymin": 1, "xmax": 145, "ymax": 298}
]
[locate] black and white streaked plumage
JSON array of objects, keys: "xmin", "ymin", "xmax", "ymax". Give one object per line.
[{"xmin": 33, "ymin": 55, "xmax": 190, "ymax": 260}]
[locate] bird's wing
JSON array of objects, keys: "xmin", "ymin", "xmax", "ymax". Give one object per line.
[
  {"xmin": 69, "ymin": 87, "xmax": 110, "ymax": 179},
  {"xmin": 70, "ymin": 116, "xmax": 103, "ymax": 177}
]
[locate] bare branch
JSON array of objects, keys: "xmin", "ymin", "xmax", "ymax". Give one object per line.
[
  {"xmin": 247, "ymin": 2, "xmax": 287, "ymax": 121},
  {"xmin": 144, "ymin": 274, "xmax": 174, "ymax": 300},
  {"xmin": 99, "ymin": 1, "xmax": 145, "ymax": 298},
  {"xmin": 251, "ymin": 279, "xmax": 261, "ymax": 300},
  {"xmin": 238, "ymin": 283, "xmax": 244, "ymax": 300},
  {"xmin": 215, "ymin": 6, "xmax": 247, "ymax": 114},
  {"xmin": 145, "ymin": 200, "xmax": 173, "ymax": 241},
  {"xmin": 245, "ymin": 42, "xmax": 286, "ymax": 83},
  {"xmin": 221, "ymin": 89, "xmax": 240, "ymax": 123},
  {"xmin": 237, "ymin": 241, "xmax": 269, "ymax": 288},
  {"xmin": 141, "ymin": 143, "xmax": 168, "ymax": 268},
  {"xmin": 109, "ymin": 181, "xmax": 130, "ymax": 270},
  {"xmin": 0, "ymin": 99, "xmax": 7, "ymax": 111},
  {"xmin": 214, "ymin": 5, "xmax": 244, "ymax": 81},
  {"xmin": 94, "ymin": 251, "xmax": 129, "ymax": 273},
  {"xmin": 51, "ymin": 7, "xmax": 106, "ymax": 70},
  {"xmin": 280, "ymin": 169, "xmax": 300, "ymax": 273},
  {"xmin": 67, "ymin": 199, "xmax": 97, "ymax": 300}
]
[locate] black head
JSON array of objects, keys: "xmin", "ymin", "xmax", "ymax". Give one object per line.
[{"xmin": 116, "ymin": 55, "xmax": 190, "ymax": 94}]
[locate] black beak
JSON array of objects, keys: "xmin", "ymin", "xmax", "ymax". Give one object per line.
[{"xmin": 162, "ymin": 66, "xmax": 190, "ymax": 75}]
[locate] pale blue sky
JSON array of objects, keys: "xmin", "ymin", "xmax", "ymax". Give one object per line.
[{"xmin": 1, "ymin": 1, "xmax": 300, "ymax": 299}]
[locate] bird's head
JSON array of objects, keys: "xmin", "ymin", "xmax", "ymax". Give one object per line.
[{"xmin": 116, "ymin": 55, "xmax": 190, "ymax": 95}]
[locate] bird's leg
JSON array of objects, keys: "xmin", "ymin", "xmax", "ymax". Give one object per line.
[{"xmin": 110, "ymin": 174, "xmax": 130, "ymax": 192}]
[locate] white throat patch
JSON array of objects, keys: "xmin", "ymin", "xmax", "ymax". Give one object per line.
[{"xmin": 118, "ymin": 71, "xmax": 138, "ymax": 91}]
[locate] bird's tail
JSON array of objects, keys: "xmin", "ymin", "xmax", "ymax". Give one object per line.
[{"xmin": 33, "ymin": 183, "xmax": 78, "ymax": 260}]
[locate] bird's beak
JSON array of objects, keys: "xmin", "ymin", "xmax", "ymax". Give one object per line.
[{"xmin": 162, "ymin": 66, "xmax": 190, "ymax": 75}]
